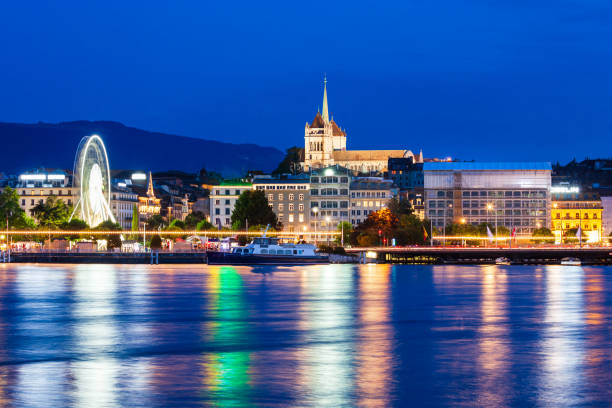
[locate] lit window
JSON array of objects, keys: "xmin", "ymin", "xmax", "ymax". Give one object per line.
[
  {"xmin": 288, "ymin": 214, "xmax": 294, "ymax": 222},
  {"xmin": 289, "ymin": 194, "xmax": 294, "ymax": 200},
  {"xmin": 298, "ymin": 204, "xmax": 304, "ymax": 211},
  {"xmin": 268, "ymin": 194, "xmax": 274, "ymax": 201},
  {"xmin": 278, "ymin": 194, "xmax": 284, "ymax": 200},
  {"xmin": 299, "ymin": 214, "xmax": 304, "ymax": 222},
  {"xmin": 289, "ymin": 203, "xmax": 294, "ymax": 211},
  {"xmin": 299, "ymin": 194, "xmax": 304, "ymax": 200}
]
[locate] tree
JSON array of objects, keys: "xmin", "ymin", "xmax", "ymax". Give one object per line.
[
  {"xmin": 0, "ymin": 187, "xmax": 26, "ymax": 226},
  {"xmin": 198, "ymin": 168, "xmax": 223, "ymax": 185},
  {"xmin": 231, "ymin": 190, "xmax": 278, "ymax": 229},
  {"xmin": 335, "ymin": 221, "xmax": 352, "ymax": 245},
  {"xmin": 31, "ymin": 195, "xmax": 71, "ymax": 228},
  {"xmin": 131, "ymin": 205, "xmax": 139, "ymax": 232},
  {"xmin": 532, "ymin": 227, "xmax": 554, "ymax": 244},
  {"xmin": 60, "ymin": 218, "xmax": 90, "ymax": 241},
  {"xmin": 196, "ymin": 219, "xmax": 215, "ymax": 231},
  {"xmin": 350, "ymin": 208, "xmax": 398, "ymax": 246},
  {"xmin": 185, "ymin": 211, "xmax": 206, "ymax": 229},
  {"xmin": 272, "ymin": 146, "xmax": 304, "ymax": 175},
  {"xmin": 395, "ymin": 214, "xmax": 428, "ymax": 245},
  {"xmin": 145, "ymin": 214, "xmax": 165, "ymax": 230},
  {"xmin": 387, "ymin": 196, "xmax": 413, "ymax": 218},
  {"xmin": 168, "ymin": 219, "xmax": 185, "ymax": 230},
  {"xmin": 95, "ymin": 220, "xmax": 122, "ymax": 250},
  {"xmin": 150, "ymin": 234, "xmax": 162, "ymax": 249},
  {"xmin": 563, "ymin": 227, "xmax": 587, "ymax": 244}
]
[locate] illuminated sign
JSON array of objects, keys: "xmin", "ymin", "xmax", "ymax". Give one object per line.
[
  {"xmin": 47, "ymin": 174, "xmax": 65, "ymax": 180},
  {"xmin": 131, "ymin": 173, "xmax": 147, "ymax": 181},
  {"xmin": 19, "ymin": 174, "xmax": 46, "ymax": 181},
  {"xmin": 551, "ymin": 186, "xmax": 580, "ymax": 193}
]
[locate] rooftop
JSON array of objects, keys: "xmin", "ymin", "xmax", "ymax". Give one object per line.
[
  {"xmin": 218, "ymin": 180, "xmax": 252, "ymax": 186},
  {"xmin": 424, "ymin": 162, "xmax": 552, "ymax": 171}
]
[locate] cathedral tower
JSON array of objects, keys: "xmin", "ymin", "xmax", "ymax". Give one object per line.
[{"xmin": 303, "ymin": 76, "xmax": 346, "ymax": 170}]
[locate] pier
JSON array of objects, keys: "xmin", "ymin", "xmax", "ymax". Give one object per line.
[{"xmin": 347, "ymin": 247, "xmax": 612, "ymax": 265}]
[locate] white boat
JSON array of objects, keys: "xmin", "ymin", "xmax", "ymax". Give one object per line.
[
  {"xmin": 495, "ymin": 257, "xmax": 511, "ymax": 265},
  {"xmin": 560, "ymin": 257, "xmax": 581, "ymax": 266},
  {"xmin": 207, "ymin": 237, "xmax": 329, "ymax": 265}
]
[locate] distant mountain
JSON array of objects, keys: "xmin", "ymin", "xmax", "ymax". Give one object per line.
[{"xmin": 0, "ymin": 121, "xmax": 284, "ymax": 176}]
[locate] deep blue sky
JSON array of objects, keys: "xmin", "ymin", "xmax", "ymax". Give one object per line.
[{"xmin": 1, "ymin": 1, "xmax": 611, "ymax": 163}]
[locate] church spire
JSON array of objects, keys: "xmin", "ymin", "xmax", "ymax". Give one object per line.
[
  {"xmin": 147, "ymin": 171, "xmax": 155, "ymax": 197},
  {"xmin": 322, "ymin": 74, "xmax": 329, "ymax": 124}
]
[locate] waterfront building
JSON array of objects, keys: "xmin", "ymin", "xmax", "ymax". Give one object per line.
[
  {"xmin": 602, "ymin": 196, "xmax": 612, "ymax": 239},
  {"xmin": 138, "ymin": 172, "xmax": 161, "ymax": 226},
  {"xmin": 252, "ymin": 176, "xmax": 310, "ymax": 232},
  {"xmin": 309, "ymin": 166, "xmax": 351, "ymax": 241},
  {"xmin": 349, "ymin": 177, "xmax": 396, "ymax": 225},
  {"xmin": 166, "ymin": 194, "xmax": 192, "ymax": 222},
  {"xmin": 388, "ymin": 157, "xmax": 425, "ymax": 219},
  {"xmin": 111, "ymin": 184, "xmax": 138, "ymax": 230},
  {"xmin": 551, "ymin": 187, "xmax": 603, "ymax": 243},
  {"xmin": 209, "ymin": 181, "xmax": 252, "ymax": 228},
  {"xmin": 424, "ymin": 162, "xmax": 551, "ymax": 234},
  {"xmin": 192, "ymin": 197, "xmax": 210, "ymax": 220},
  {"xmin": 302, "ymin": 77, "xmax": 422, "ymax": 173},
  {"xmin": 3, "ymin": 170, "xmax": 77, "ymax": 217}
]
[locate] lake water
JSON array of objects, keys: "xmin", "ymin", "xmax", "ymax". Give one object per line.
[{"xmin": 0, "ymin": 263, "xmax": 610, "ymax": 407}]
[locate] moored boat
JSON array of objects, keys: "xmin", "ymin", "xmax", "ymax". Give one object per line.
[
  {"xmin": 206, "ymin": 236, "xmax": 328, "ymax": 265},
  {"xmin": 560, "ymin": 257, "xmax": 581, "ymax": 266},
  {"xmin": 495, "ymin": 257, "xmax": 511, "ymax": 265}
]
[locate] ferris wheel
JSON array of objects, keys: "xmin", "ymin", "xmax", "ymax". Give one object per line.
[{"xmin": 70, "ymin": 134, "xmax": 116, "ymax": 227}]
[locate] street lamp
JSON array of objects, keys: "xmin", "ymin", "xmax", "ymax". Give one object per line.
[{"xmin": 325, "ymin": 216, "xmax": 331, "ymax": 245}]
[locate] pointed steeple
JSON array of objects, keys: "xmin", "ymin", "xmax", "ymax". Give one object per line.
[
  {"xmin": 322, "ymin": 74, "xmax": 329, "ymax": 124},
  {"xmin": 147, "ymin": 171, "xmax": 155, "ymax": 197}
]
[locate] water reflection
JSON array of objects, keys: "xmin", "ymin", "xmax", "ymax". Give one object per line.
[
  {"xmin": 539, "ymin": 266, "xmax": 585, "ymax": 406},
  {"xmin": 297, "ymin": 264, "xmax": 355, "ymax": 406},
  {"xmin": 0, "ymin": 264, "xmax": 608, "ymax": 406},
  {"xmin": 201, "ymin": 266, "xmax": 251, "ymax": 406},
  {"xmin": 356, "ymin": 264, "xmax": 393, "ymax": 407},
  {"xmin": 70, "ymin": 265, "xmax": 120, "ymax": 408},
  {"xmin": 476, "ymin": 266, "xmax": 509, "ymax": 406}
]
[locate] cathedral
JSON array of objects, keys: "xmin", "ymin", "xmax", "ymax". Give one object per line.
[{"xmin": 302, "ymin": 77, "xmax": 423, "ymax": 173}]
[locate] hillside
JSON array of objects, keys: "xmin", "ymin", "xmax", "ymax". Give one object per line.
[{"xmin": 0, "ymin": 121, "xmax": 284, "ymax": 176}]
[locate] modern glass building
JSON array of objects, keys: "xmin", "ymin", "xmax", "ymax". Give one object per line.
[{"xmin": 424, "ymin": 162, "xmax": 551, "ymax": 234}]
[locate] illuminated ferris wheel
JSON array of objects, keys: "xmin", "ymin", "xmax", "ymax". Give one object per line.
[{"xmin": 70, "ymin": 134, "xmax": 116, "ymax": 227}]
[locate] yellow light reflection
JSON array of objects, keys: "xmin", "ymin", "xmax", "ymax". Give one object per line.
[
  {"xmin": 356, "ymin": 264, "xmax": 392, "ymax": 407},
  {"xmin": 477, "ymin": 266, "xmax": 509, "ymax": 406}
]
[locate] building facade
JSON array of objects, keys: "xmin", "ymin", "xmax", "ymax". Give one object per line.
[
  {"xmin": 349, "ymin": 177, "xmax": 396, "ymax": 225},
  {"xmin": 388, "ymin": 158, "xmax": 425, "ymax": 219},
  {"xmin": 111, "ymin": 185, "xmax": 138, "ymax": 230},
  {"xmin": 602, "ymin": 196, "xmax": 612, "ymax": 239},
  {"xmin": 209, "ymin": 181, "xmax": 252, "ymax": 228},
  {"xmin": 138, "ymin": 172, "xmax": 161, "ymax": 226},
  {"xmin": 253, "ymin": 177, "xmax": 310, "ymax": 232},
  {"xmin": 4, "ymin": 171, "xmax": 77, "ymax": 218},
  {"xmin": 302, "ymin": 77, "xmax": 422, "ymax": 173},
  {"xmin": 551, "ymin": 189, "xmax": 603, "ymax": 243},
  {"xmin": 424, "ymin": 162, "xmax": 552, "ymax": 234},
  {"xmin": 309, "ymin": 166, "xmax": 351, "ymax": 240}
]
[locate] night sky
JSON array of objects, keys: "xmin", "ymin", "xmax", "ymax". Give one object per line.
[{"xmin": 1, "ymin": 1, "xmax": 611, "ymax": 163}]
